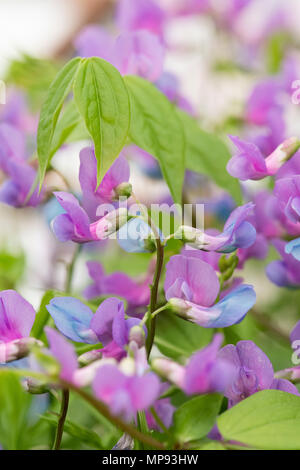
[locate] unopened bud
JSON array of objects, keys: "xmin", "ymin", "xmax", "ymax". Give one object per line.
[
  {"xmin": 129, "ymin": 325, "xmax": 146, "ymax": 348},
  {"xmin": 168, "ymin": 298, "xmax": 190, "ymax": 316},
  {"xmin": 119, "ymin": 357, "xmax": 136, "ymax": 376},
  {"xmin": 24, "ymin": 377, "xmax": 49, "ymax": 395},
  {"xmin": 152, "ymin": 358, "xmax": 185, "ymax": 388},
  {"xmin": 90, "ymin": 208, "xmax": 130, "ymax": 240},
  {"xmin": 266, "ymin": 137, "xmax": 300, "ymax": 174},
  {"xmin": 0, "ymin": 338, "xmax": 43, "ymax": 364},
  {"xmin": 78, "ymin": 349, "xmax": 103, "ymax": 367},
  {"xmin": 114, "ymin": 182, "xmax": 132, "ymax": 200}
]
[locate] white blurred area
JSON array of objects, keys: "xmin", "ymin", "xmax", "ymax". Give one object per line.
[{"xmin": 0, "ymin": 0, "xmax": 85, "ymax": 74}]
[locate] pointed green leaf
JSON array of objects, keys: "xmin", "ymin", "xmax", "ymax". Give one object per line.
[
  {"xmin": 155, "ymin": 311, "xmax": 212, "ymax": 360},
  {"xmin": 177, "ymin": 109, "xmax": 242, "ymax": 203},
  {"xmin": 37, "ymin": 57, "xmax": 81, "ymax": 185},
  {"xmin": 218, "ymin": 390, "xmax": 300, "ymax": 450},
  {"xmin": 172, "ymin": 394, "xmax": 222, "ymax": 443},
  {"xmin": 124, "ymin": 75, "xmax": 185, "ymax": 205},
  {"xmin": 73, "ymin": 57, "xmax": 130, "ymax": 184}
]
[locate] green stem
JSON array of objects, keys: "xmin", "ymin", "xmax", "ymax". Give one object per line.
[
  {"xmin": 65, "ymin": 244, "xmax": 81, "ymax": 292},
  {"xmin": 146, "ymin": 219, "xmax": 164, "ymax": 359},
  {"xmin": 52, "ymin": 389, "xmax": 69, "ymax": 450},
  {"xmin": 151, "ymin": 304, "xmax": 169, "ymax": 320},
  {"xmin": 63, "ymin": 381, "xmax": 165, "ymax": 449}
]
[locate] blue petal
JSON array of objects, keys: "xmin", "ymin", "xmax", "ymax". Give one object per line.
[
  {"xmin": 285, "ymin": 238, "xmax": 300, "ymax": 261},
  {"xmin": 117, "ymin": 218, "xmax": 154, "ymax": 253},
  {"xmin": 46, "ymin": 297, "xmax": 97, "ymax": 344},
  {"xmin": 206, "ymin": 285, "xmax": 256, "ymax": 328}
]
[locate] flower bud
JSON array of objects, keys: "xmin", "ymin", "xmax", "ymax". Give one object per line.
[
  {"xmin": 168, "ymin": 297, "xmax": 190, "ymax": 315},
  {"xmin": 119, "ymin": 357, "xmax": 136, "ymax": 376},
  {"xmin": 152, "ymin": 358, "xmax": 185, "ymax": 388},
  {"xmin": 114, "ymin": 182, "xmax": 132, "ymax": 200},
  {"xmin": 24, "ymin": 377, "xmax": 49, "ymax": 395},
  {"xmin": 266, "ymin": 137, "xmax": 300, "ymax": 174},
  {"xmin": 90, "ymin": 208, "xmax": 130, "ymax": 240},
  {"xmin": 129, "ymin": 325, "xmax": 146, "ymax": 348},
  {"xmin": 0, "ymin": 338, "xmax": 43, "ymax": 364},
  {"xmin": 78, "ymin": 349, "xmax": 103, "ymax": 367}
]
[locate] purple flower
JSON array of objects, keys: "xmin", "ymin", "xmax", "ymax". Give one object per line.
[
  {"xmin": 46, "ymin": 297, "xmax": 143, "ymax": 360},
  {"xmin": 154, "ymin": 334, "xmax": 236, "ymax": 396},
  {"xmin": 74, "ymin": 25, "xmax": 114, "ymax": 61},
  {"xmin": 164, "ymin": 254, "xmax": 256, "ymax": 328},
  {"xmin": 79, "ymin": 147, "xmax": 130, "ymax": 222},
  {"xmin": 245, "ymin": 79, "xmax": 282, "ymax": 126},
  {"xmin": 45, "ymin": 327, "xmax": 78, "ymax": 383},
  {"xmin": 266, "ymin": 239, "xmax": 300, "ymax": 288},
  {"xmin": 274, "ymin": 175, "xmax": 300, "ymax": 224},
  {"xmin": 218, "ymin": 340, "xmax": 298, "ymax": 407},
  {"xmin": 112, "ymin": 31, "xmax": 164, "ymax": 82},
  {"xmin": 0, "ymin": 290, "xmax": 38, "ymax": 363},
  {"xmin": 52, "ymin": 192, "xmax": 129, "ymax": 243},
  {"xmin": 179, "ymin": 203, "xmax": 256, "ymax": 253},
  {"xmin": 116, "ymin": 0, "xmax": 165, "ymax": 37},
  {"xmin": 83, "ymin": 261, "xmax": 150, "ymax": 316},
  {"xmin": 0, "ymin": 123, "xmax": 42, "ymax": 208},
  {"xmin": 145, "ymin": 385, "xmax": 175, "ymax": 431},
  {"xmin": 227, "ymin": 136, "xmax": 300, "ymax": 181},
  {"xmin": 92, "ymin": 363, "xmax": 161, "ymax": 421}
]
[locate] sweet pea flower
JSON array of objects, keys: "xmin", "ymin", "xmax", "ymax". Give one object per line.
[
  {"xmin": 266, "ymin": 239, "xmax": 300, "ymax": 288},
  {"xmin": 145, "ymin": 384, "xmax": 175, "ymax": 431},
  {"xmin": 177, "ymin": 203, "xmax": 256, "ymax": 253},
  {"xmin": 83, "ymin": 261, "xmax": 151, "ymax": 316},
  {"xmin": 274, "ymin": 175, "xmax": 300, "ymax": 224},
  {"xmin": 153, "ymin": 334, "xmax": 236, "ymax": 395},
  {"xmin": 52, "ymin": 191, "xmax": 130, "ymax": 244},
  {"xmin": 0, "ymin": 123, "xmax": 43, "ymax": 207},
  {"xmin": 112, "ymin": 31, "xmax": 164, "ymax": 82},
  {"xmin": 79, "ymin": 147, "xmax": 131, "ymax": 222},
  {"xmin": 227, "ymin": 136, "xmax": 300, "ymax": 181},
  {"xmin": 46, "ymin": 297, "xmax": 144, "ymax": 361},
  {"xmin": 218, "ymin": 340, "xmax": 298, "ymax": 407},
  {"xmin": 92, "ymin": 360, "xmax": 161, "ymax": 421},
  {"xmin": 116, "ymin": 0, "xmax": 165, "ymax": 37},
  {"xmin": 164, "ymin": 254, "xmax": 256, "ymax": 328},
  {"xmin": 245, "ymin": 79, "xmax": 282, "ymax": 126},
  {"xmin": 0, "ymin": 290, "xmax": 41, "ymax": 363}
]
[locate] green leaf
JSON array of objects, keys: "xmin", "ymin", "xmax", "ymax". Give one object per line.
[
  {"xmin": 0, "ymin": 250, "xmax": 24, "ymax": 289},
  {"xmin": 6, "ymin": 54, "xmax": 59, "ymax": 109},
  {"xmin": 177, "ymin": 109, "xmax": 242, "ymax": 203},
  {"xmin": 192, "ymin": 438, "xmax": 226, "ymax": 450},
  {"xmin": 49, "ymin": 100, "xmax": 89, "ymax": 159},
  {"xmin": 218, "ymin": 390, "xmax": 300, "ymax": 450},
  {"xmin": 42, "ymin": 414, "xmax": 103, "ymax": 449},
  {"xmin": 30, "ymin": 290, "xmax": 58, "ymax": 340},
  {"xmin": 74, "ymin": 57, "xmax": 130, "ymax": 184},
  {"xmin": 37, "ymin": 57, "xmax": 81, "ymax": 186},
  {"xmin": 172, "ymin": 394, "xmax": 222, "ymax": 443},
  {"xmin": 125, "ymin": 75, "xmax": 185, "ymax": 205},
  {"xmin": 155, "ymin": 311, "xmax": 212, "ymax": 360},
  {"xmin": 0, "ymin": 371, "xmax": 33, "ymax": 449}
]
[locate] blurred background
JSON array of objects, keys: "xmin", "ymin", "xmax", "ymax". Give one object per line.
[{"xmin": 1, "ymin": 0, "xmax": 300, "ymax": 368}]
